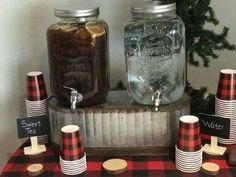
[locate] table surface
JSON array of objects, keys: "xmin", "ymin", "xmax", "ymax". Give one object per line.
[{"xmin": 1, "ymin": 141, "xmax": 236, "ymax": 177}]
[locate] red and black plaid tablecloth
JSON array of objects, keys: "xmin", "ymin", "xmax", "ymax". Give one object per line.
[{"xmin": 1, "ymin": 142, "xmax": 236, "ymax": 177}]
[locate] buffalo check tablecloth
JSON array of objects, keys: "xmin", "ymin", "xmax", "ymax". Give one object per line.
[{"xmin": 1, "ymin": 141, "xmax": 236, "ymax": 177}]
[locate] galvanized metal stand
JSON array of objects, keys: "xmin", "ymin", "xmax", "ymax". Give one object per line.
[{"xmin": 49, "ymin": 91, "xmax": 190, "ymax": 155}]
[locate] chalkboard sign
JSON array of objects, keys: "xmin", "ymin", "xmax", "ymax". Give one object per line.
[
  {"xmin": 199, "ymin": 113, "xmax": 230, "ymax": 139},
  {"xmin": 17, "ymin": 115, "xmax": 50, "ymax": 139}
]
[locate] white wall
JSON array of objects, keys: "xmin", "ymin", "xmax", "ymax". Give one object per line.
[{"xmin": 0, "ymin": 0, "xmax": 235, "ymax": 171}]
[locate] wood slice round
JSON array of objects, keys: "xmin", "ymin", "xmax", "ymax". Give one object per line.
[
  {"xmin": 201, "ymin": 162, "xmax": 220, "ymax": 176},
  {"xmin": 27, "ymin": 163, "xmax": 44, "ymax": 176},
  {"xmin": 103, "ymin": 159, "xmax": 128, "ymax": 174}
]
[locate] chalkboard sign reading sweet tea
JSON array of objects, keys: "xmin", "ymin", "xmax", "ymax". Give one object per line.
[
  {"xmin": 17, "ymin": 115, "xmax": 50, "ymax": 138},
  {"xmin": 199, "ymin": 113, "xmax": 230, "ymax": 139}
]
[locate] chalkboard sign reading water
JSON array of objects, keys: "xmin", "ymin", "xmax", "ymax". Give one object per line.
[
  {"xmin": 199, "ymin": 113, "xmax": 230, "ymax": 139},
  {"xmin": 17, "ymin": 115, "xmax": 50, "ymax": 138}
]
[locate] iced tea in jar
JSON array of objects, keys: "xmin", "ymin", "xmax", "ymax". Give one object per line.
[{"xmin": 47, "ymin": 7, "xmax": 109, "ymax": 107}]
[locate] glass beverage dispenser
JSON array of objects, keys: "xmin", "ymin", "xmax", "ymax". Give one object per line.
[
  {"xmin": 124, "ymin": 1, "xmax": 186, "ymax": 107},
  {"xmin": 47, "ymin": 7, "xmax": 109, "ymax": 107}
]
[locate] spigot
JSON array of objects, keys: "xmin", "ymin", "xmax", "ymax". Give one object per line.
[
  {"xmin": 63, "ymin": 86, "xmax": 83, "ymax": 110},
  {"xmin": 152, "ymin": 90, "xmax": 162, "ymax": 111}
]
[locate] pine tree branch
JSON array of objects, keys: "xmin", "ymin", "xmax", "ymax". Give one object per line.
[{"xmin": 174, "ymin": 0, "xmax": 236, "ymax": 67}]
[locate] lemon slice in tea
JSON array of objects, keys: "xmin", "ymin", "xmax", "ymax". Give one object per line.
[
  {"xmin": 85, "ymin": 22, "xmax": 105, "ymax": 37},
  {"xmin": 60, "ymin": 24, "xmax": 77, "ymax": 32}
]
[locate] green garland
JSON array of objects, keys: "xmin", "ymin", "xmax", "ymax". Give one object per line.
[
  {"xmin": 177, "ymin": 0, "xmax": 235, "ymax": 67},
  {"xmin": 161, "ymin": 0, "xmax": 235, "ymax": 67},
  {"xmin": 185, "ymin": 83, "xmax": 215, "ymax": 115},
  {"xmin": 174, "ymin": 0, "xmax": 234, "ymax": 113}
]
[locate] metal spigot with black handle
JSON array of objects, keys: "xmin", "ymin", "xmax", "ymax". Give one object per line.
[
  {"xmin": 63, "ymin": 86, "xmax": 83, "ymax": 110},
  {"xmin": 152, "ymin": 90, "xmax": 162, "ymax": 111}
]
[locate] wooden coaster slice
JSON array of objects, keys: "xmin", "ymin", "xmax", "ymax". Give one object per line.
[
  {"xmin": 103, "ymin": 159, "xmax": 127, "ymax": 175},
  {"xmin": 27, "ymin": 163, "xmax": 44, "ymax": 176},
  {"xmin": 201, "ymin": 162, "xmax": 220, "ymax": 176}
]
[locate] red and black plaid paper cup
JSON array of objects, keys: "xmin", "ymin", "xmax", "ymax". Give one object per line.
[
  {"xmin": 27, "ymin": 71, "xmax": 47, "ymax": 101},
  {"xmin": 216, "ymin": 69, "xmax": 236, "ymax": 100},
  {"xmin": 177, "ymin": 115, "xmax": 201, "ymax": 152},
  {"xmin": 61, "ymin": 125, "xmax": 84, "ymax": 161}
]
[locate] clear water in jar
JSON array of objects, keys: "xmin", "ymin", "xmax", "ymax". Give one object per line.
[{"xmin": 125, "ymin": 21, "xmax": 185, "ymax": 105}]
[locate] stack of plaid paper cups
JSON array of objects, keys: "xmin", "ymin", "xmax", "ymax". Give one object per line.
[
  {"xmin": 215, "ymin": 69, "xmax": 236, "ymax": 144},
  {"xmin": 60, "ymin": 125, "xmax": 87, "ymax": 175},
  {"xmin": 175, "ymin": 115, "xmax": 202, "ymax": 173},
  {"xmin": 26, "ymin": 71, "xmax": 49, "ymax": 144}
]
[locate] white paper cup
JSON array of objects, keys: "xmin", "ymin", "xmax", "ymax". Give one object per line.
[
  {"xmin": 216, "ymin": 97, "xmax": 236, "ymax": 102},
  {"xmin": 176, "ymin": 165, "xmax": 201, "ymax": 173},
  {"xmin": 175, "ymin": 145, "xmax": 203, "ymax": 154},
  {"xmin": 175, "ymin": 145, "xmax": 202, "ymax": 173},
  {"xmin": 60, "ymin": 154, "xmax": 87, "ymax": 175},
  {"xmin": 61, "ymin": 165, "xmax": 86, "ymax": 175}
]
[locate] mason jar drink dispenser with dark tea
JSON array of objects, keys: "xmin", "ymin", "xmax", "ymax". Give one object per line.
[
  {"xmin": 124, "ymin": 1, "xmax": 186, "ymax": 108},
  {"xmin": 47, "ymin": 7, "xmax": 109, "ymax": 107}
]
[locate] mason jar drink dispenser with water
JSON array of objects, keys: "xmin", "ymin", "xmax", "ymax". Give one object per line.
[{"xmin": 124, "ymin": 1, "xmax": 186, "ymax": 108}]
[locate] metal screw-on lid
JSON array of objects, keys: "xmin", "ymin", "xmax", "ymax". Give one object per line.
[
  {"xmin": 131, "ymin": 1, "xmax": 176, "ymax": 14},
  {"xmin": 55, "ymin": 7, "xmax": 99, "ymax": 18}
]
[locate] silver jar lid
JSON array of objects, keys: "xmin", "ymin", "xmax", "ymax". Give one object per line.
[
  {"xmin": 131, "ymin": 1, "xmax": 176, "ymax": 14},
  {"xmin": 55, "ymin": 7, "xmax": 99, "ymax": 18}
]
